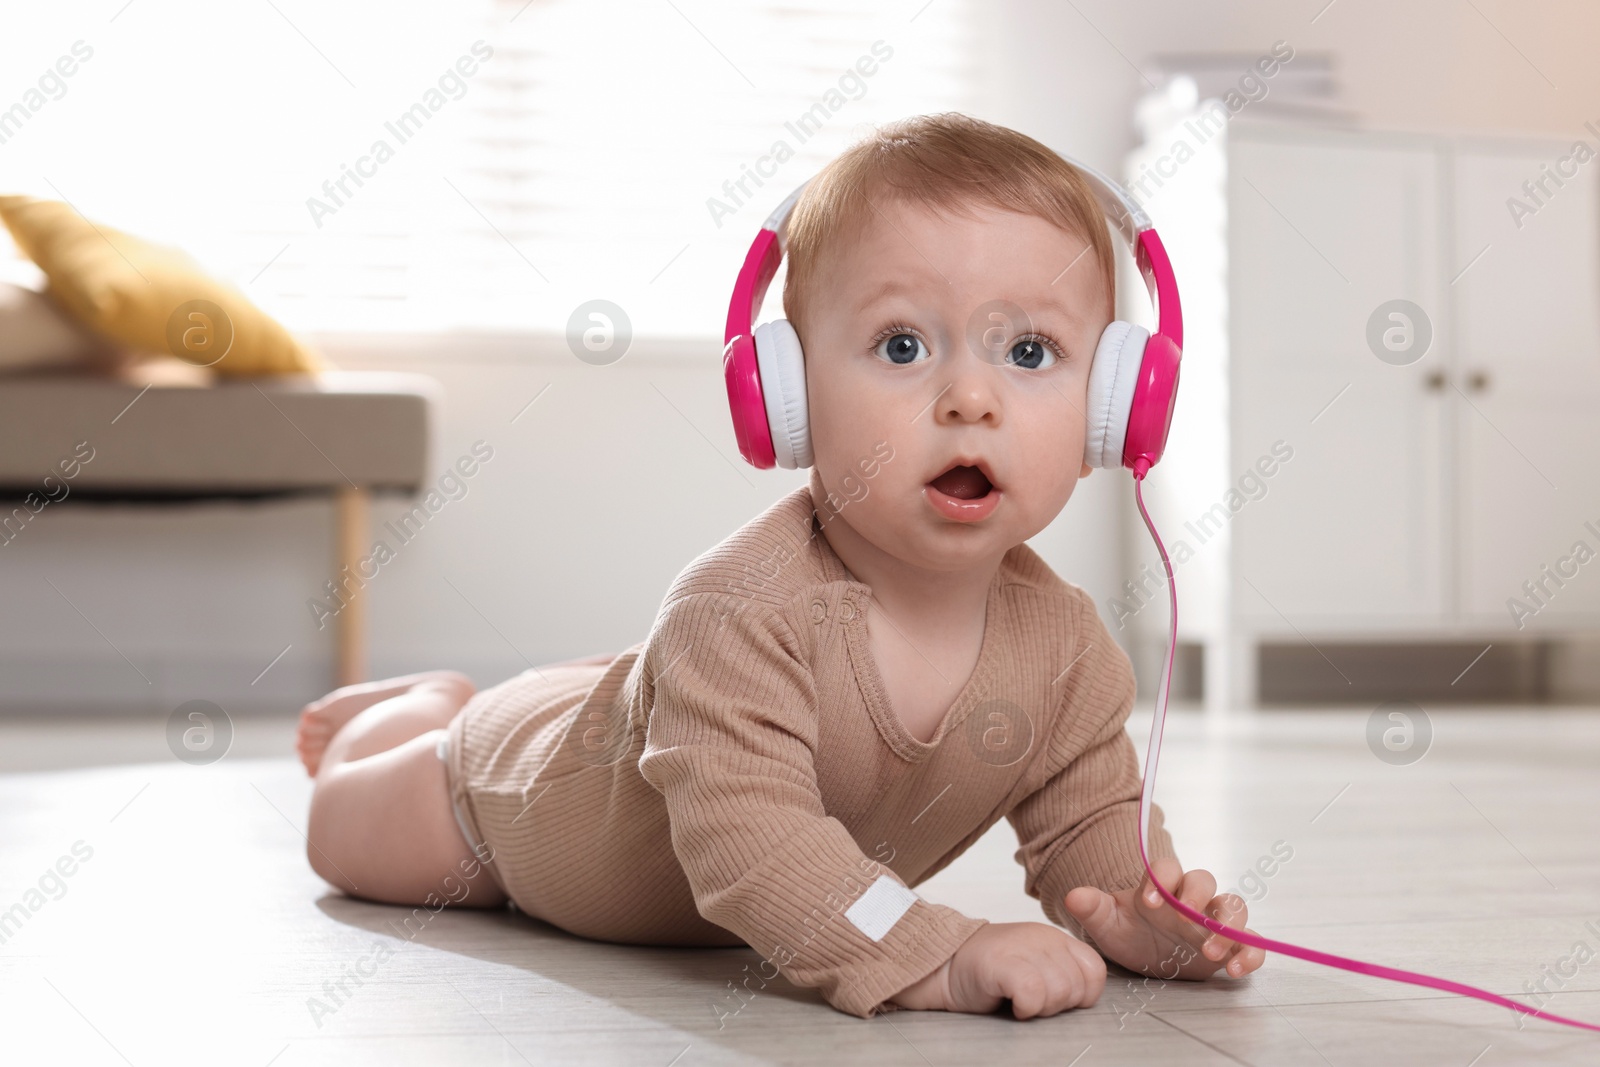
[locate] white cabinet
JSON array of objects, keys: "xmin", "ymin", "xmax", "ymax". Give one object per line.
[
  {"xmin": 1228, "ymin": 132, "xmax": 1448, "ymax": 628},
  {"xmin": 1452, "ymin": 145, "xmax": 1600, "ymax": 626},
  {"xmin": 1198, "ymin": 125, "xmax": 1600, "ymax": 707}
]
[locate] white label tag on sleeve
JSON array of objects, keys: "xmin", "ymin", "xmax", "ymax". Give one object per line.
[{"xmin": 845, "ymin": 874, "xmax": 918, "ymax": 942}]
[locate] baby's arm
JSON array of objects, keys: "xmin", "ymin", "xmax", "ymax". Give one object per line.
[
  {"xmin": 636, "ymin": 591, "xmax": 988, "ymax": 1020},
  {"xmin": 1006, "ymin": 591, "xmax": 1266, "ymax": 982}
]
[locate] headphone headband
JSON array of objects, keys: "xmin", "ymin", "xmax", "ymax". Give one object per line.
[{"xmin": 723, "ymin": 155, "xmax": 1182, "ymax": 351}]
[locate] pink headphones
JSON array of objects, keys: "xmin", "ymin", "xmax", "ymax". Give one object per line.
[{"xmin": 721, "ymin": 156, "xmax": 1183, "ymax": 480}]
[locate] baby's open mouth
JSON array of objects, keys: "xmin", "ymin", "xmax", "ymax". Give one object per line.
[{"xmin": 927, "ymin": 464, "xmax": 994, "ymax": 500}]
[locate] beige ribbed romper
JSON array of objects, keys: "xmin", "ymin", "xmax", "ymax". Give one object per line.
[{"xmin": 442, "ymin": 485, "xmax": 1175, "ymax": 1018}]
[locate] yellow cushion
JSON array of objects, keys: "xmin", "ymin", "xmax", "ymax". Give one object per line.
[{"xmin": 0, "ymin": 195, "xmax": 330, "ymax": 377}]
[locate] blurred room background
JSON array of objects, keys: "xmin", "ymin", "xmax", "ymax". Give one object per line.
[{"xmin": 3, "ymin": 0, "xmax": 1598, "ymax": 738}]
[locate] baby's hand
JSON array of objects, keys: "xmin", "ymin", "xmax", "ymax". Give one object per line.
[
  {"xmin": 1063, "ymin": 858, "xmax": 1266, "ymax": 980},
  {"xmin": 888, "ymin": 921, "xmax": 1106, "ymax": 1019}
]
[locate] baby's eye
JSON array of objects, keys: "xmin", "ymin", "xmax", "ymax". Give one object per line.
[
  {"xmin": 875, "ymin": 332, "xmax": 928, "ymax": 366},
  {"xmin": 1006, "ymin": 338, "xmax": 1057, "ymax": 370}
]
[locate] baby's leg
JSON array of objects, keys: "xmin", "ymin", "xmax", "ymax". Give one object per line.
[
  {"xmin": 296, "ymin": 669, "xmax": 473, "ymax": 775},
  {"xmin": 304, "ymin": 674, "xmax": 508, "ymax": 909}
]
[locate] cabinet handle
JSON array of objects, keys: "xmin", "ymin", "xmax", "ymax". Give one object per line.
[
  {"xmin": 1424, "ymin": 370, "xmax": 1447, "ymax": 391},
  {"xmin": 1467, "ymin": 370, "xmax": 1490, "ymax": 392}
]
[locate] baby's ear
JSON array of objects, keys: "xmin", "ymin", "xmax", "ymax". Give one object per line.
[{"xmin": 1079, "ymin": 461, "xmax": 1093, "ymax": 480}]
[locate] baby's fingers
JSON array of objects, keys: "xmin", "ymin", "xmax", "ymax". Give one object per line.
[
  {"xmin": 1140, "ymin": 857, "xmax": 1188, "ymax": 909},
  {"xmin": 1199, "ymin": 893, "xmax": 1249, "ymax": 962},
  {"xmin": 1220, "ymin": 928, "xmax": 1266, "ymax": 977},
  {"xmin": 1175, "ymin": 869, "xmax": 1219, "ymax": 921}
]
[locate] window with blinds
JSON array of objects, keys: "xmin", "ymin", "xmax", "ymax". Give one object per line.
[{"xmin": 0, "ymin": 1, "xmax": 975, "ymax": 338}]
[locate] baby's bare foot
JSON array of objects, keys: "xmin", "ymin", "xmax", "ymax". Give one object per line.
[{"xmin": 294, "ymin": 670, "xmax": 473, "ymax": 776}]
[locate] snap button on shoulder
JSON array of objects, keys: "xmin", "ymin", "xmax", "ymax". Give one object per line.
[
  {"xmin": 811, "ymin": 599, "xmax": 828, "ymax": 623},
  {"xmin": 840, "ymin": 600, "xmax": 856, "ymax": 622}
]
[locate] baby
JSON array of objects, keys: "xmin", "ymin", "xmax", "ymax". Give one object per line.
[{"xmin": 295, "ymin": 112, "xmax": 1264, "ymax": 1021}]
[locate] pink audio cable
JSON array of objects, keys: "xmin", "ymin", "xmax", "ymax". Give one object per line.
[{"xmin": 1129, "ymin": 469, "xmax": 1600, "ymax": 1036}]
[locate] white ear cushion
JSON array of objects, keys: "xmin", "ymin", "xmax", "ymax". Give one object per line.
[
  {"xmin": 753, "ymin": 319, "xmax": 813, "ymax": 470},
  {"xmin": 1084, "ymin": 321, "xmax": 1150, "ymax": 469}
]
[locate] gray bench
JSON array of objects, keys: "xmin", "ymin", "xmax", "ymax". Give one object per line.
[{"xmin": 0, "ymin": 370, "xmax": 441, "ymax": 687}]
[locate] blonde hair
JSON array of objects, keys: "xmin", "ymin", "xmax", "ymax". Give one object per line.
[{"xmin": 781, "ymin": 112, "xmax": 1116, "ymax": 337}]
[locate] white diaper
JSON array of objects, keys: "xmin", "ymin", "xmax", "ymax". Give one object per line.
[{"xmin": 436, "ymin": 732, "xmax": 493, "ymax": 864}]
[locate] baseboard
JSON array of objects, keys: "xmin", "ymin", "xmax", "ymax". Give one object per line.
[{"xmin": 1256, "ymin": 638, "xmax": 1581, "ymax": 705}]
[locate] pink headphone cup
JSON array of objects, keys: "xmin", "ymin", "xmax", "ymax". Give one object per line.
[
  {"xmin": 1121, "ymin": 332, "xmax": 1181, "ymax": 472},
  {"xmin": 724, "ymin": 228, "xmax": 783, "ymax": 470},
  {"xmin": 723, "ymin": 334, "xmax": 776, "ymax": 469}
]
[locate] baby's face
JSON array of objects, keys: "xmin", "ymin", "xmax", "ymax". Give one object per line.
[{"xmin": 800, "ymin": 197, "xmax": 1110, "ymax": 573}]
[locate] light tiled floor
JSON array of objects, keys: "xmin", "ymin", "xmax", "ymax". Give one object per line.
[{"xmin": 2, "ymin": 704, "xmax": 1598, "ymax": 1065}]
